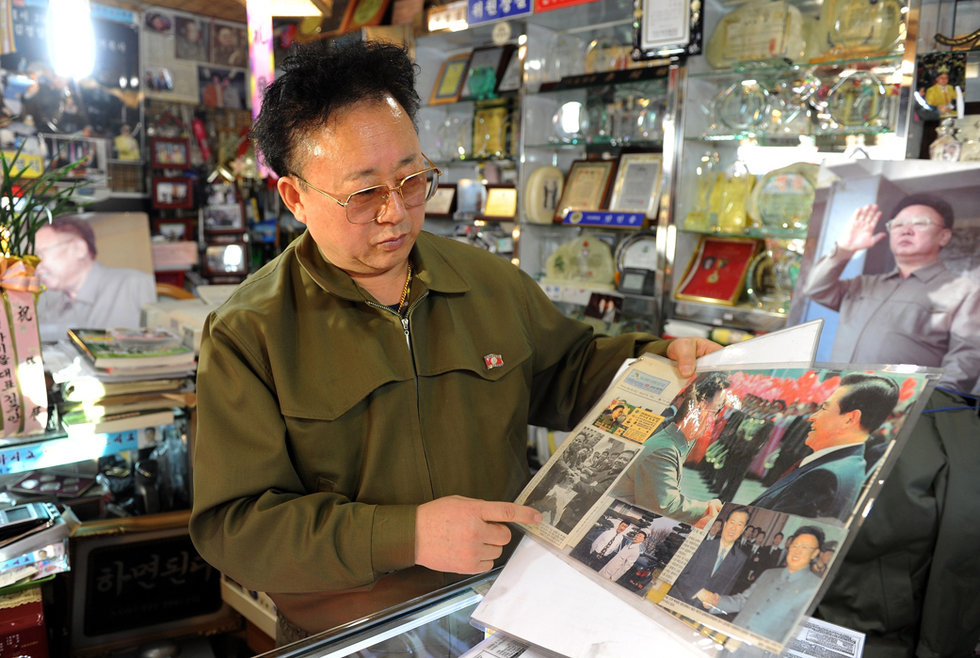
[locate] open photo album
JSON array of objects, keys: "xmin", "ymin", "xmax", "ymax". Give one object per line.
[{"xmin": 511, "ymin": 353, "xmax": 938, "ymax": 654}]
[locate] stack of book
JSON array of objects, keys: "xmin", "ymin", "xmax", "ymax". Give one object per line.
[
  {"xmin": 44, "ymin": 328, "xmax": 196, "ymax": 437},
  {"xmin": 0, "ymin": 503, "xmax": 79, "ymax": 591}
]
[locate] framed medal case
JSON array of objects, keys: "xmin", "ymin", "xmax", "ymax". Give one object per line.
[{"xmin": 674, "ymin": 236, "xmax": 761, "ymax": 305}]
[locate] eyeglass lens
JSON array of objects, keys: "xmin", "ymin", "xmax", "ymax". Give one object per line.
[
  {"xmin": 347, "ymin": 169, "xmax": 436, "ymax": 224},
  {"xmin": 886, "ymin": 217, "xmax": 938, "ymax": 231}
]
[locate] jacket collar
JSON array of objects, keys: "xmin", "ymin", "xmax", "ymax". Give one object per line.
[
  {"xmin": 884, "ymin": 259, "xmax": 948, "ymax": 282},
  {"xmin": 294, "ymin": 230, "xmax": 471, "ymax": 302}
]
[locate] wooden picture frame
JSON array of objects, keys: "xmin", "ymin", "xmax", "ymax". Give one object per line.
[
  {"xmin": 204, "ymin": 202, "xmax": 245, "ymax": 234},
  {"xmin": 554, "ymin": 159, "xmax": 617, "ymax": 222},
  {"xmin": 203, "ymin": 242, "xmax": 248, "ymax": 277},
  {"xmin": 150, "ymin": 137, "xmax": 191, "ymax": 169},
  {"xmin": 425, "ymin": 183, "xmax": 457, "ymax": 218},
  {"xmin": 429, "ymin": 53, "xmax": 471, "ymax": 105},
  {"xmin": 151, "ymin": 177, "xmax": 194, "ymax": 210},
  {"xmin": 346, "ymin": 0, "xmax": 392, "ymax": 31},
  {"xmin": 608, "ymin": 152, "xmax": 663, "ymax": 219},
  {"xmin": 153, "ymin": 217, "xmax": 195, "ymax": 241},
  {"xmin": 481, "ymin": 184, "xmax": 518, "ymax": 220},
  {"xmin": 674, "ymin": 236, "xmax": 761, "ymax": 306}
]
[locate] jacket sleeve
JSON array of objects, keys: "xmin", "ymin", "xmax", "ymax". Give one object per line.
[
  {"xmin": 802, "ymin": 247, "xmax": 854, "ymax": 312},
  {"xmin": 632, "ymin": 443, "xmax": 707, "ymax": 523},
  {"xmin": 518, "ymin": 271, "xmax": 670, "ymax": 429},
  {"xmin": 188, "ymin": 313, "xmax": 416, "ymax": 594}
]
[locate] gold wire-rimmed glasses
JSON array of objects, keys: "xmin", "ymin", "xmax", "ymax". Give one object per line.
[
  {"xmin": 291, "ymin": 154, "xmax": 442, "ymax": 225},
  {"xmin": 884, "ymin": 216, "xmax": 944, "ymax": 232}
]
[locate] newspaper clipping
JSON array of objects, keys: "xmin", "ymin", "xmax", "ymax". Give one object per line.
[{"xmin": 515, "ymin": 354, "xmax": 938, "ymax": 653}]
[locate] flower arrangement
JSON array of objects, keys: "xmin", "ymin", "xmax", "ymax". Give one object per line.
[{"xmin": 0, "ymin": 140, "xmax": 89, "ymax": 437}]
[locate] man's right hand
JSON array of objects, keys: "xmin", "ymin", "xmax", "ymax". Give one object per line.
[
  {"xmin": 837, "ymin": 203, "xmax": 886, "ymax": 254},
  {"xmin": 415, "ymin": 495, "xmax": 542, "ymax": 575}
]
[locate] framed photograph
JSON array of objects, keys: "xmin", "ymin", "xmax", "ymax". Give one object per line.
[
  {"xmin": 151, "ymin": 177, "xmax": 194, "ymax": 210},
  {"xmin": 204, "ymin": 242, "xmax": 248, "ymax": 277},
  {"xmin": 425, "ymin": 184, "xmax": 457, "ymax": 218},
  {"xmin": 554, "ymin": 159, "xmax": 617, "ymax": 222},
  {"xmin": 429, "ymin": 53, "xmax": 471, "ymax": 105},
  {"xmin": 481, "ymin": 184, "xmax": 518, "ymax": 220},
  {"xmin": 674, "ymin": 236, "xmax": 761, "ymax": 305},
  {"xmin": 198, "ymin": 66, "xmax": 247, "ymax": 110},
  {"xmin": 609, "ymin": 152, "xmax": 663, "ymax": 219},
  {"xmin": 346, "ymin": 0, "xmax": 393, "ymax": 30},
  {"xmin": 462, "ymin": 45, "xmax": 514, "ymax": 99},
  {"xmin": 210, "ymin": 24, "xmax": 248, "ymax": 68},
  {"xmin": 204, "ymin": 202, "xmax": 245, "ymax": 233},
  {"xmin": 153, "ymin": 217, "xmax": 195, "ymax": 241},
  {"xmin": 150, "ymin": 137, "xmax": 190, "ymax": 169}
]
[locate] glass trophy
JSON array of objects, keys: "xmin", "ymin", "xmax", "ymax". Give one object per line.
[
  {"xmin": 825, "ymin": 71, "xmax": 887, "ymax": 129},
  {"xmin": 715, "ymin": 81, "xmax": 772, "ymax": 135},
  {"xmin": 819, "ymin": 0, "xmax": 903, "ymax": 59},
  {"xmin": 705, "ymin": 0, "xmax": 805, "ymax": 69}
]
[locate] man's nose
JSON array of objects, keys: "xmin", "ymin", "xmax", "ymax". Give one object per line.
[{"xmin": 376, "ymin": 188, "xmax": 409, "ymax": 224}]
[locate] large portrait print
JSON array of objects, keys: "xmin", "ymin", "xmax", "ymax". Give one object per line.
[{"xmin": 788, "ymin": 159, "xmax": 980, "ymax": 395}]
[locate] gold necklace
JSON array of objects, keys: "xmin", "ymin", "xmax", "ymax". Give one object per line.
[{"xmin": 396, "ymin": 262, "xmax": 412, "ymax": 315}]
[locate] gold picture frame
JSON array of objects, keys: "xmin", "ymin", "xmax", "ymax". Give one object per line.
[{"xmin": 429, "ymin": 53, "xmax": 471, "ymax": 105}]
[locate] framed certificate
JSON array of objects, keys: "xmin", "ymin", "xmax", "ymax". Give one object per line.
[
  {"xmin": 608, "ymin": 152, "xmax": 663, "ymax": 219},
  {"xmin": 674, "ymin": 236, "xmax": 761, "ymax": 305},
  {"xmin": 425, "ymin": 184, "xmax": 457, "ymax": 218},
  {"xmin": 635, "ymin": 0, "xmax": 702, "ymax": 58},
  {"xmin": 554, "ymin": 159, "xmax": 617, "ymax": 222},
  {"xmin": 429, "ymin": 53, "xmax": 471, "ymax": 105},
  {"xmin": 482, "ymin": 185, "xmax": 518, "ymax": 219}
]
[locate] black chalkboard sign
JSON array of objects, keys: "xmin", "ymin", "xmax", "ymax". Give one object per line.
[{"xmin": 70, "ymin": 524, "xmax": 232, "ymax": 650}]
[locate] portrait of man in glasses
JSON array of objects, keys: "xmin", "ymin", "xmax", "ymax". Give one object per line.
[
  {"xmin": 189, "ymin": 37, "xmax": 718, "ymax": 647},
  {"xmin": 803, "ymin": 193, "xmax": 980, "ymax": 396}
]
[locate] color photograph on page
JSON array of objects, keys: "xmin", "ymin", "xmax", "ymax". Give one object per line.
[{"xmin": 513, "ymin": 354, "xmax": 938, "ymax": 653}]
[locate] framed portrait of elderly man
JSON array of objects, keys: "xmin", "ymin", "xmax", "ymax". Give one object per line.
[{"xmin": 788, "ymin": 159, "xmax": 980, "ymax": 397}]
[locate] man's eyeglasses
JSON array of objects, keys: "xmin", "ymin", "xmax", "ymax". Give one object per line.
[
  {"xmin": 885, "ymin": 217, "xmax": 944, "ymax": 232},
  {"xmin": 291, "ymin": 155, "xmax": 442, "ymax": 225}
]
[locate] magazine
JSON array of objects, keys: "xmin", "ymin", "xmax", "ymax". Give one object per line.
[
  {"xmin": 67, "ymin": 328, "xmax": 195, "ymax": 370},
  {"xmin": 513, "ymin": 353, "xmax": 938, "ymax": 654}
]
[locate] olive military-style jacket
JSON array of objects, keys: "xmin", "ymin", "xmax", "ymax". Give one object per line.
[{"xmin": 189, "ymin": 230, "xmax": 668, "ymax": 633}]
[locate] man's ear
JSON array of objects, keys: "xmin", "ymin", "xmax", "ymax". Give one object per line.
[
  {"xmin": 277, "ymin": 176, "xmax": 308, "ymax": 226},
  {"xmin": 938, "ymin": 227, "xmax": 952, "ymax": 248},
  {"xmin": 843, "ymin": 408, "xmax": 863, "ymax": 430}
]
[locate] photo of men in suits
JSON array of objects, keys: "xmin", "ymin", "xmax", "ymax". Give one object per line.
[
  {"xmin": 699, "ymin": 525, "xmax": 828, "ymax": 643},
  {"xmin": 748, "ymin": 373, "xmax": 900, "ymax": 522},
  {"xmin": 669, "ymin": 506, "xmax": 750, "ymax": 608}
]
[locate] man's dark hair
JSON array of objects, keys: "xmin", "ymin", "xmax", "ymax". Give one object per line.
[
  {"xmin": 670, "ymin": 371, "xmax": 730, "ymax": 426},
  {"xmin": 891, "ymin": 193, "xmax": 955, "ymax": 229},
  {"xmin": 45, "ymin": 216, "xmax": 97, "ymax": 258},
  {"xmin": 726, "ymin": 506, "xmax": 749, "ymax": 524},
  {"xmin": 837, "ymin": 373, "xmax": 900, "ymax": 433},
  {"xmin": 789, "ymin": 525, "xmax": 825, "ymax": 549},
  {"xmin": 250, "ymin": 38, "xmax": 421, "ymax": 178}
]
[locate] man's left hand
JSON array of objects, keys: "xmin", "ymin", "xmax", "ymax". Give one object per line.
[{"xmin": 666, "ymin": 337, "xmax": 723, "ymax": 378}]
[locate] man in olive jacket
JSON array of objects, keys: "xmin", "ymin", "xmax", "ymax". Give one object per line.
[{"xmin": 189, "ymin": 38, "xmax": 717, "ymax": 643}]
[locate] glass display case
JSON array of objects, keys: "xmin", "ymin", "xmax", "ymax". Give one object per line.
[
  {"xmin": 666, "ymin": 0, "xmax": 920, "ymax": 335},
  {"xmin": 255, "ymin": 571, "xmax": 497, "ymax": 657}
]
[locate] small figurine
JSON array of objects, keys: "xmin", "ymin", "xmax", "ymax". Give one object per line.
[{"xmin": 114, "ymin": 124, "xmax": 140, "ymax": 161}]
